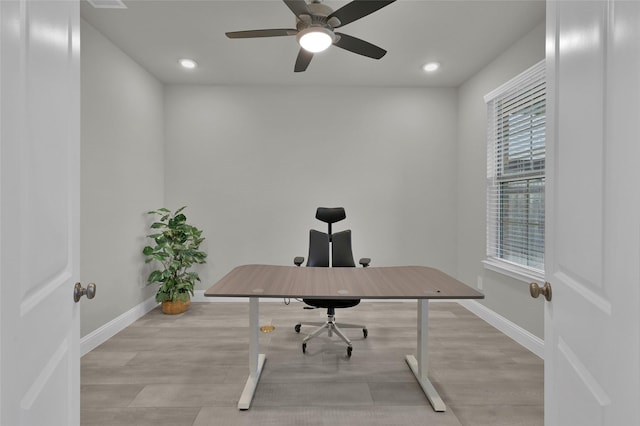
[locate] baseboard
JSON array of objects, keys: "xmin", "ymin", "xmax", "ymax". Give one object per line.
[
  {"xmin": 457, "ymin": 299, "xmax": 544, "ymax": 359},
  {"xmin": 80, "ymin": 296, "xmax": 159, "ymax": 356}
]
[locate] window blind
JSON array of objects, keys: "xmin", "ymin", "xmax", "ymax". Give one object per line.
[{"xmin": 485, "ymin": 60, "xmax": 546, "ymax": 271}]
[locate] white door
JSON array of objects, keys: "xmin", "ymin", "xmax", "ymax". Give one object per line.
[
  {"xmin": 544, "ymin": 1, "xmax": 640, "ymax": 425},
  {"xmin": 1, "ymin": 1, "xmax": 81, "ymax": 425}
]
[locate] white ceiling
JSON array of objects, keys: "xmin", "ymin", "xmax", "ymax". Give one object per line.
[{"xmin": 80, "ymin": 0, "xmax": 545, "ymax": 87}]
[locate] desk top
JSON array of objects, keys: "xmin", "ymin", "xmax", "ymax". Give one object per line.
[{"xmin": 205, "ymin": 265, "xmax": 484, "ymax": 300}]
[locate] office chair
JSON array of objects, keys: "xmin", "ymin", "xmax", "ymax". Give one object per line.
[{"xmin": 293, "ymin": 207, "xmax": 370, "ymax": 358}]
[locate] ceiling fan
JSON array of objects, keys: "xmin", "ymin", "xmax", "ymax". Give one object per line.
[{"xmin": 225, "ymin": 0, "xmax": 397, "ymax": 72}]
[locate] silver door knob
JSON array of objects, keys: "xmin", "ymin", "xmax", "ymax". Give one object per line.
[
  {"xmin": 529, "ymin": 281, "xmax": 552, "ymax": 302},
  {"xmin": 73, "ymin": 282, "xmax": 96, "ymax": 303}
]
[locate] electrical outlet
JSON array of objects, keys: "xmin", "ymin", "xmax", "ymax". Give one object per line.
[{"xmin": 477, "ymin": 276, "xmax": 483, "ymax": 290}]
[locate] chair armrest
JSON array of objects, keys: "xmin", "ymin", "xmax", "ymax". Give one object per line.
[
  {"xmin": 294, "ymin": 256, "xmax": 305, "ymax": 266},
  {"xmin": 359, "ymin": 258, "xmax": 371, "ymax": 267}
]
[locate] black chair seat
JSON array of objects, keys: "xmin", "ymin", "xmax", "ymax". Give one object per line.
[{"xmin": 302, "ymin": 299, "xmax": 361, "ymax": 309}]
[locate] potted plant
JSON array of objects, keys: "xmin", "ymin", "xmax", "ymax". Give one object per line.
[{"xmin": 143, "ymin": 206, "xmax": 207, "ymax": 314}]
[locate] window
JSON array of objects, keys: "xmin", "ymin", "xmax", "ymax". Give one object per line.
[{"xmin": 485, "ymin": 60, "xmax": 545, "ymax": 277}]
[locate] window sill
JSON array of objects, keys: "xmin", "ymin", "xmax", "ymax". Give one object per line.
[{"xmin": 482, "ymin": 258, "xmax": 545, "ymax": 284}]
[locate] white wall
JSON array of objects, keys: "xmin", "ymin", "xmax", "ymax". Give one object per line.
[
  {"xmin": 80, "ymin": 21, "xmax": 164, "ymax": 337},
  {"xmin": 163, "ymin": 85, "xmax": 459, "ymax": 287},
  {"xmin": 456, "ymin": 21, "xmax": 546, "ymax": 338}
]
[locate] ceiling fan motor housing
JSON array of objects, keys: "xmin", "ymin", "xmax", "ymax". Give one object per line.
[
  {"xmin": 296, "ymin": 2, "xmax": 341, "ymax": 31},
  {"xmin": 307, "ymin": 2, "xmax": 333, "ymax": 17}
]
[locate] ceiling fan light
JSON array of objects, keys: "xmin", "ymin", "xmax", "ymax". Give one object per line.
[{"xmin": 297, "ymin": 27, "xmax": 333, "ymax": 53}]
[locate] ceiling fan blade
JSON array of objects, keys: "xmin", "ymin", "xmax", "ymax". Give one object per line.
[
  {"xmin": 328, "ymin": 0, "xmax": 396, "ymax": 28},
  {"xmin": 283, "ymin": 0, "xmax": 310, "ymax": 17},
  {"xmin": 294, "ymin": 48, "xmax": 313, "ymax": 72},
  {"xmin": 334, "ymin": 32, "xmax": 387, "ymax": 59},
  {"xmin": 226, "ymin": 29, "xmax": 298, "ymax": 39}
]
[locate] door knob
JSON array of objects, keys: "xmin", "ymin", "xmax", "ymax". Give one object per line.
[
  {"xmin": 74, "ymin": 282, "xmax": 96, "ymax": 303},
  {"xmin": 530, "ymin": 281, "xmax": 552, "ymax": 302}
]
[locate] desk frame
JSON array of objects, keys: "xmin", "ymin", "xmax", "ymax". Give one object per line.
[
  {"xmin": 238, "ymin": 297, "xmax": 445, "ymax": 411},
  {"xmin": 238, "ymin": 298, "xmax": 265, "ymax": 410}
]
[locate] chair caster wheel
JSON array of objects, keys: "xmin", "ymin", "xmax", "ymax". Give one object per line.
[
  {"xmin": 347, "ymin": 346, "xmax": 352, "ymax": 358},
  {"xmin": 294, "ymin": 324, "xmax": 301, "ymax": 333},
  {"xmin": 363, "ymin": 329, "xmax": 368, "ymax": 338},
  {"xmin": 302, "ymin": 343, "xmax": 307, "ymax": 354}
]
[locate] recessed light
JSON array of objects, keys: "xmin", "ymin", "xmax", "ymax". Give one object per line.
[
  {"xmin": 179, "ymin": 58, "xmax": 198, "ymax": 69},
  {"xmin": 422, "ymin": 62, "xmax": 440, "ymax": 72}
]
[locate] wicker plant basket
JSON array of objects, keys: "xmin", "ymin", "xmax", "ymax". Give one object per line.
[{"xmin": 161, "ymin": 297, "xmax": 190, "ymax": 315}]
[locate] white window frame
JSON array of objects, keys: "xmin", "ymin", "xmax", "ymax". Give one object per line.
[{"xmin": 483, "ymin": 60, "xmax": 546, "ymax": 283}]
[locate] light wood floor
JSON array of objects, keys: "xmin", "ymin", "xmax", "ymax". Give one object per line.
[{"xmin": 81, "ymin": 301, "xmax": 543, "ymax": 426}]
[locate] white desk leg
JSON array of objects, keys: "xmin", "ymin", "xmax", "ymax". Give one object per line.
[
  {"xmin": 405, "ymin": 299, "xmax": 446, "ymax": 412},
  {"xmin": 237, "ymin": 297, "xmax": 266, "ymax": 410}
]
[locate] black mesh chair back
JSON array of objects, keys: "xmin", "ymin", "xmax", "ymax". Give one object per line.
[
  {"xmin": 306, "ymin": 230, "xmax": 329, "ymax": 267},
  {"xmin": 303, "ymin": 229, "xmax": 360, "ymax": 310},
  {"xmin": 331, "ymin": 230, "xmax": 356, "ymax": 268}
]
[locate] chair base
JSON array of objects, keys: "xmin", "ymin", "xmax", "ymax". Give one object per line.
[{"xmin": 295, "ymin": 314, "xmax": 367, "ymax": 357}]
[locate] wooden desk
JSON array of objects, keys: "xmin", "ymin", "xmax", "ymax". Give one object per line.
[{"xmin": 205, "ymin": 265, "xmax": 484, "ymax": 411}]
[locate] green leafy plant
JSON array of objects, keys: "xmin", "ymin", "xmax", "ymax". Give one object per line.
[{"xmin": 143, "ymin": 206, "xmax": 207, "ymax": 303}]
